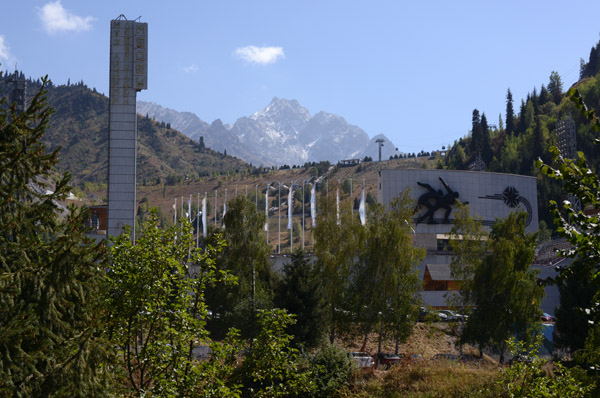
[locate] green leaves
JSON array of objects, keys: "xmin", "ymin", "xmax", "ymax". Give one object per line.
[{"xmin": 106, "ymin": 209, "xmax": 237, "ymax": 396}]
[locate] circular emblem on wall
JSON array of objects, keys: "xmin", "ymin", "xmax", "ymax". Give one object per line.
[{"xmin": 502, "ymin": 186, "xmax": 520, "ymax": 208}]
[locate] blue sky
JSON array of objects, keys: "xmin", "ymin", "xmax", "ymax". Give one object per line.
[{"xmin": 2, "ymin": 1, "xmax": 600, "ymax": 153}]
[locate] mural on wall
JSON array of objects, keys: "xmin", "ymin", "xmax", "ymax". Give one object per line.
[
  {"xmin": 479, "ymin": 186, "xmax": 533, "ymax": 227},
  {"xmin": 415, "ymin": 177, "xmax": 464, "ymax": 224}
]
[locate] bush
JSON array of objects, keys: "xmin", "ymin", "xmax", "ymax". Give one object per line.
[{"xmin": 309, "ymin": 344, "xmax": 354, "ymax": 397}]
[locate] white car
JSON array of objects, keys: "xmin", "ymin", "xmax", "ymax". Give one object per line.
[{"xmin": 351, "ymin": 351, "xmax": 374, "ymax": 368}]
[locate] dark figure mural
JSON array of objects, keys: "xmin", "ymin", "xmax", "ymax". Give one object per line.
[{"xmin": 416, "ymin": 177, "xmax": 463, "ymax": 224}]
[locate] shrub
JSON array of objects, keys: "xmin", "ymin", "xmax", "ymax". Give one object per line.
[{"xmin": 309, "ymin": 344, "xmax": 355, "ymax": 397}]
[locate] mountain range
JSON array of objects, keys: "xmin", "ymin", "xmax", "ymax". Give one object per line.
[
  {"xmin": 0, "ymin": 75, "xmax": 248, "ymax": 186},
  {"xmin": 137, "ymin": 98, "xmax": 401, "ymax": 166}
]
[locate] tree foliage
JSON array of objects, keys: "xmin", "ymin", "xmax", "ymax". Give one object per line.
[
  {"xmin": 352, "ymin": 190, "xmax": 425, "ymax": 354},
  {"xmin": 106, "ymin": 211, "xmax": 239, "ymax": 396},
  {"xmin": 0, "ymin": 77, "xmax": 111, "ymax": 396},
  {"xmin": 314, "ymin": 183, "xmax": 363, "ymax": 343},
  {"xmin": 275, "ymin": 250, "xmax": 329, "ymax": 349},
  {"xmin": 462, "ymin": 212, "xmax": 542, "ymax": 363},
  {"xmin": 235, "ymin": 309, "xmax": 314, "ymax": 398},
  {"xmin": 537, "ymin": 87, "xmax": 600, "ymax": 370},
  {"xmin": 447, "ymin": 202, "xmax": 488, "ymax": 343},
  {"xmin": 206, "ymin": 195, "xmax": 272, "ymax": 339}
]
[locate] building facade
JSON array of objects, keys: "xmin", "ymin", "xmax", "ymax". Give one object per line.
[{"xmin": 378, "ymin": 168, "xmax": 539, "ymax": 308}]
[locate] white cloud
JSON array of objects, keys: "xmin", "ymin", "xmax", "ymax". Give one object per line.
[
  {"xmin": 183, "ymin": 64, "xmax": 198, "ymax": 73},
  {"xmin": 234, "ymin": 45, "xmax": 285, "ymax": 65},
  {"xmin": 0, "ymin": 35, "xmax": 16, "ymax": 67},
  {"xmin": 38, "ymin": 1, "xmax": 94, "ymax": 34}
]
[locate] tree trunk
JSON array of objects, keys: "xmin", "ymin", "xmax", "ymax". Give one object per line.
[
  {"xmin": 329, "ymin": 325, "xmax": 335, "ymax": 344},
  {"xmin": 360, "ymin": 328, "xmax": 370, "ymax": 352},
  {"xmin": 377, "ymin": 318, "xmax": 384, "ymax": 355}
]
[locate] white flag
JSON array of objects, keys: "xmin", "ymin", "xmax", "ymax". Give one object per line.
[
  {"xmin": 222, "ymin": 202, "xmax": 226, "ymax": 229},
  {"xmin": 359, "ymin": 187, "xmax": 366, "ymax": 226},
  {"xmin": 264, "ymin": 186, "xmax": 269, "ymax": 231},
  {"xmin": 310, "ymin": 184, "xmax": 316, "ymax": 227},
  {"xmin": 287, "ymin": 187, "xmax": 293, "ymax": 229},
  {"xmin": 187, "ymin": 198, "xmax": 192, "ymax": 222},
  {"xmin": 336, "ymin": 187, "xmax": 340, "ymax": 225},
  {"xmin": 202, "ymin": 197, "xmax": 207, "ymax": 236},
  {"xmin": 173, "ymin": 198, "xmax": 177, "ymax": 225}
]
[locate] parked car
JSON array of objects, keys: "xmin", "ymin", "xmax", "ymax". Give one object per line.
[
  {"xmin": 540, "ymin": 312, "xmax": 554, "ymax": 323},
  {"xmin": 438, "ymin": 310, "xmax": 464, "ymax": 322},
  {"xmin": 375, "ymin": 353, "xmax": 404, "ymax": 369},
  {"xmin": 419, "ymin": 307, "xmax": 442, "ymax": 322},
  {"xmin": 432, "ymin": 353, "xmax": 458, "ymax": 361},
  {"xmin": 459, "ymin": 353, "xmax": 481, "ymax": 363},
  {"xmin": 350, "ymin": 352, "xmax": 374, "ymax": 368}
]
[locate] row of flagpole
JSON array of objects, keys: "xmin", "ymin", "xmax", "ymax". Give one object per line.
[{"xmin": 171, "ymin": 179, "xmax": 367, "ymax": 250}]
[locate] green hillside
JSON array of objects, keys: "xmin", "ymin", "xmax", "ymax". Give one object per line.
[
  {"xmin": 442, "ymin": 39, "xmax": 600, "ymax": 229},
  {"xmin": 0, "ymin": 75, "xmax": 248, "ymax": 187}
]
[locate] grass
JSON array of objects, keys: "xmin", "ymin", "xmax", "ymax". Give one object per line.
[{"xmin": 347, "ymin": 359, "xmax": 500, "ymax": 397}]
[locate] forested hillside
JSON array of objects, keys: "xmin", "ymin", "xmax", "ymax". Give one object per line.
[
  {"xmin": 0, "ymin": 74, "xmax": 249, "ymax": 187},
  {"xmin": 443, "ymin": 39, "xmax": 600, "ymax": 229}
]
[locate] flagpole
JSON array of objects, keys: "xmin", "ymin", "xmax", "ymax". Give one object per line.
[
  {"xmin": 278, "ymin": 182, "xmax": 281, "ymax": 254},
  {"xmin": 223, "ymin": 188, "xmax": 227, "ymax": 228},
  {"xmin": 214, "ymin": 190, "xmax": 217, "ymax": 227},
  {"xmin": 196, "ymin": 192, "xmax": 200, "ymax": 248},
  {"xmin": 350, "ymin": 178, "xmax": 353, "ymax": 213},
  {"xmin": 290, "ymin": 181, "xmax": 293, "ymax": 252},
  {"xmin": 265, "ymin": 183, "xmax": 270, "ymax": 245},
  {"xmin": 203, "ymin": 192, "xmax": 207, "ymax": 239}
]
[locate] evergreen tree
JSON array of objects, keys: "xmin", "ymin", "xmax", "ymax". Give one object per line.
[
  {"xmin": 480, "ymin": 112, "xmax": 493, "ymax": 165},
  {"xmin": 518, "ymin": 99, "xmax": 527, "ymax": 135},
  {"xmin": 0, "ymin": 77, "xmax": 111, "ymax": 396},
  {"xmin": 206, "ymin": 195, "xmax": 271, "ymax": 339},
  {"xmin": 548, "ymin": 71, "xmax": 563, "ymax": 105},
  {"xmin": 539, "ymin": 84, "xmax": 549, "ymax": 106},
  {"xmin": 506, "ymin": 88, "xmax": 515, "ymax": 136},
  {"xmin": 470, "ymin": 109, "xmax": 482, "ymax": 154},
  {"xmin": 531, "ymin": 86, "xmax": 539, "ymax": 114},
  {"xmin": 275, "ymin": 250, "xmax": 328, "ymax": 348}
]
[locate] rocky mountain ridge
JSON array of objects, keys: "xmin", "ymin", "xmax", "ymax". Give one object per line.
[{"xmin": 137, "ymin": 97, "xmax": 401, "ymax": 166}]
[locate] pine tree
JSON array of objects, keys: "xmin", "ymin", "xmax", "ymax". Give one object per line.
[
  {"xmin": 539, "ymin": 84, "xmax": 549, "ymax": 106},
  {"xmin": 480, "ymin": 112, "xmax": 493, "ymax": 165},
  {"xmin": 548, "ymin": 71, "xmax": 563, "ymax": 105},
  {"xmin": 506, "ymin": 88, "xmax": 515, "ymax": 136},
  {"xmin": 0, "ymin": 77, "xmax": 111, "ymax": 396},
  {"xmin": 470, "ymin": 109, "xmax": 482, "ymax": 154}
]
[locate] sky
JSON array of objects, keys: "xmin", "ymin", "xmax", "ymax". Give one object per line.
[{"xmin": 2, "ymin": 1, "xmax": 600, "ymax": 153}]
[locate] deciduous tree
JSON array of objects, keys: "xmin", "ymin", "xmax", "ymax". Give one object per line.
[{"xmin": 463, "ymin": 212, "xmax": 542, "ymax": 363}]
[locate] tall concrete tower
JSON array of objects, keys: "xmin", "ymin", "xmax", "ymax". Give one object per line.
[{"xmin": 107, "ymin": 16, "xmax": 148, "ymax": 238}]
